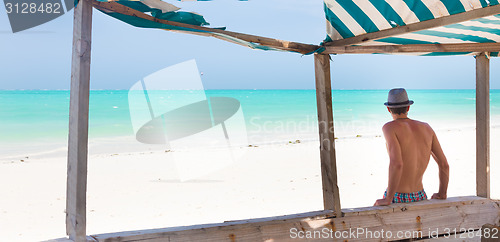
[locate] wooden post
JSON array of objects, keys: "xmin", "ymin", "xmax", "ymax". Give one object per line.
[
  {"xmin": 475, "ymin": 53, "xmax": 490, "ymax": 198},
  {"xmin": 314, "ymin": 53, "xmax": 341, "ymax": 214},
  {"xmin": 66, "ymin": 0, "xmax": 92, "ymax": 241}
]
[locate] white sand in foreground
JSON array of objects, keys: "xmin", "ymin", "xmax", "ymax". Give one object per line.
[{"xmin": 0, "ymin": 127, "xmax": 499, "ymax": 241}]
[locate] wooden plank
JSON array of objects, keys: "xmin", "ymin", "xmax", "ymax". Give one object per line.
[
  {"xmin": 323, "ymin": 42, "xmax": 500, "ymax": 54},
  {"xmin": 314, "ymin": 53, "xmax": 341, "ymax": 213},
  {"xmin": 90, "ymin": 0, "xmax": 319, "ymax": 54},
  {"xmin": 343, "ymin": 196, "xmax": 488, "ymax": 217},
  {"xmin": 324, "ymin": 4, "xmax": 500, "ymax": 47},
  {"xmin": 420, "ymin": 233, "xmax": 482, "ymax": 241},
  {"xmin": 91, "ymin": 197, "xmax": 500, "ymax": 242},
  {"xmin": 223, "ymin": 210, "xmax": 336, "ymax": 224},
  {"xmin": 66, "ymin": 0, "xmax": 93, "ymax": 241},
  {"xmin": 476, "ymin": 53, "xmax": 490, "ymax": 199}
]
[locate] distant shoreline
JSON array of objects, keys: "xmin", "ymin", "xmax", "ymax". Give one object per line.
[{"xmin": 1, "ymin": 89, "xmax": 500, "ymax": 160}]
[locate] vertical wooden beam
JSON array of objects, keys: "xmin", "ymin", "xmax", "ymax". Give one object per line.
[
  {"xmin": 314, "ymin": 53, "xmax": 341, "ymax": 214},
  {"xmin": 475, "ymin": 53, "xmax": 490, "ymax": 198},
  {"xmin": 66, "ymin": 0, "xmax": 92, "ymax": 241}
]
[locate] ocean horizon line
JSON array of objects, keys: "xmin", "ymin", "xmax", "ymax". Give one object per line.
[{"xmin": 1, "ymin": 88, "xmax": 499, "ymax": 91}]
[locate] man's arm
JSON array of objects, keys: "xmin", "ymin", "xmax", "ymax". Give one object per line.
[
  {"xmin": 430, "ymin": 130, "xmax": 449, "ymax": 199},
  {"xmin": 375, "ymin": 124, "xmax": 404, "ymax": 206}
]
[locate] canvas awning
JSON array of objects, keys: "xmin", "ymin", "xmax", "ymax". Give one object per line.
[{"xmin": 323, "ymin": 0, "xmax": 500, "ymax": 56}]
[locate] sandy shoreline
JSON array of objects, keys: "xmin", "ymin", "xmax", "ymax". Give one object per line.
[{"xmin": 0, "ymin": 127, "xmax": 499, "ymax": 241}]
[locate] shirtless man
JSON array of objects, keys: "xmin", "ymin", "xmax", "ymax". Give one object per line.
[{"xmin": 374, "ymin": 88, "xmax": 450, "ymax": 206}]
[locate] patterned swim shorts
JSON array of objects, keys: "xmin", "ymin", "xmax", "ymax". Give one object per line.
[{"xmin": 383, "ymin": 189, "xmax": 428, "ymax": 203}]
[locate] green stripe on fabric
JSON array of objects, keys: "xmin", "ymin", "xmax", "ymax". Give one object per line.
[
  {"xmin": 477, "ymin": 0, "xmax": 499, "ymax": 7},
  {"xmin": 422, "ymin": 52, "xmax": 471, "ymax": 56},
  {"xmin": 152, "ymin": 11, "xmax": 209, "ymax": 26},
  {"xmin": 335, "ymin": 0, "xmax": 379, "ymax": 33},
  {"xmin": 324, "ymin": 2, "xmax": 355, "ymax": 38},
  {"xmin": 439, "ymin": 0, "xmax": 466, "ymax": 15},
  {"xmin": 491, "ymin": 52, "xmax": 499, "ymax": 57},
  {"xmin": 403, "ymin": 0, "xmax": 435, "ymax": 21},
  {"xmin": 479, "ymin": 0, "xmax": 489, "ymax": 7},
  {"xmin": 116, "ymin": 1, "xmax": 153, "ymax": 12},
  {"xmin": 472, "ymin": 17, "xmax": 500, "ymax": 25},
  {"xmin": 100, "ymin": 11, "xmax": 207, "ymax": 33},
  {"xmin": 416, "ymin": 29, "xmax": 496, "ymax": 42},
  {"xmin": 369, "ymin": 0, "xmax": 405, "ymax": 26},
  {"xmin": 445, "ymin": 23, "xmax": 500, "ymax": 37},
  {"xmin": 323, "ymin": 35, "xmax": 333, "ymax": 44},
  {"xmin": 375, "ymin": 37, "xmax": 437, "ymax": 45}
]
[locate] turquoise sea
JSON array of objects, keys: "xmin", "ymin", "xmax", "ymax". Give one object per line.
[{"xmin": 1, "ymin": 89, "xmax": 499, "ymax": 158}]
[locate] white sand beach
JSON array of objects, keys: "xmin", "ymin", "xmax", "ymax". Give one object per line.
[{"xmin": 0, "ymin": 127, "xmax": 499, "ymax": 241}]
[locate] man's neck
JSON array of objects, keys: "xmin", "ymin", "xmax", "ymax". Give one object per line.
[{"xmin": 392, "ymin": 114, "xmax": 409, "ymax": 120}]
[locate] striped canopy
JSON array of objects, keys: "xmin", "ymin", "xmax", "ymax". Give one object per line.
[{"xmin": 323, "ymin": 0, "xmax": 500, "ymax": 56}]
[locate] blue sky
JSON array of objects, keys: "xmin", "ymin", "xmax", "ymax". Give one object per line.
[{"xmin": 0, "ymin": 0, "xmax": 499, "ymax": 90}]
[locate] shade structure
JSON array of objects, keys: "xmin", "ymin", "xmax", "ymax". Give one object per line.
[
  {"xmin": 323, "ymin": 0, "xmax": 500, "ymax": 56},
  {"xmin": 63, "ymin": 0, "xmax": 496, "ymax": 240}
]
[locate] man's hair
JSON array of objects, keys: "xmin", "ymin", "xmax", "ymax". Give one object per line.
[{"xmin": 389, "ymin": 106, "xmax": 408, "ymax": 115}]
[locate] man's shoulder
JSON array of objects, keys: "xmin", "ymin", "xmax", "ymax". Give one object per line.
[
  {"xmin": 410, "ymin": 119, "xmax": 433, "ymax": 129},
  {"xmin": 382, "ymin": 121, "xmax": 397, "ymax": 132}
]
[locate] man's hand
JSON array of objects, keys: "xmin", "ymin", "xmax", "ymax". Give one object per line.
[
  {"xmin": 431, "ymin": 193, "xmax": 447, "ymax": 200},
  {"xmin": 374, "ymin": 198, "xmax": 392, "ymax": 206}
]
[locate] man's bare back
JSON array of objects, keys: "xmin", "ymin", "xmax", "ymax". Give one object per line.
[
  {"xmin": 374, "ymin": 88, "xmax": 449, "ymax": 206},
  {"xmin": 383, "ymin": 119, "xmax": 434, "ymax": 193}
]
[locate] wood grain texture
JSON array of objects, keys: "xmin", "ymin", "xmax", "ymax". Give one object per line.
[
  {"xmin": 325, "ymin": 4, "xmax": 500, "ymax": 47},
  {"xmin": 476, "ymin": 53, "xmax": 490, "ymax": 199},
  {"xmin": 314, "ymin": 54, "xmax": 341, "ymax": 213},
  {"xmin": 91, "ymin": 197, "xmax": 500, "ymax": 242},
  {"xmin": 323, "ymin": 43, "xmax": 500, "ymax": 54},
  {"xmin": 66, "ymin": 0, "xmax": 93, "ymax": 241}
]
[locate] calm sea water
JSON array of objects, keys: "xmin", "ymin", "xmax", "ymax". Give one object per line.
[{"xmin": 1, "ymin": 89, "xmax": 499, "ymax": 156}]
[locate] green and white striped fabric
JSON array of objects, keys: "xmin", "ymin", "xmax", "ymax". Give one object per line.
[{"xmin": 324, "ymin": 0, "xmax": 500, "ymax": 56}]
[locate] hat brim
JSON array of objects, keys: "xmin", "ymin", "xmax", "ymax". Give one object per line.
[{"xmin": 384, "ymin": 100, "xmax": 414, "ymax": 108}]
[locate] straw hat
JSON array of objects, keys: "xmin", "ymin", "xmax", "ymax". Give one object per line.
[{"xmin": 384, "ymin": 88, "xmax": 414, "ymax": 108}]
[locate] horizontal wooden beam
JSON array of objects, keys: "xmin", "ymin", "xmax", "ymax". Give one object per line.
[
  {"xmin": 323, "ymin": 42, "xmax": 500, "ymax": 54},
  {"xmin": 91, "ymin": 0, "xmax": 319, "ymax": 54},
  {"xmin": 325, "ymin": 4, "xmax": 500, "ymax": 47},
  {"xmin": 92, "ymin": 196, "xmax": 500, "ymax": 242}
]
